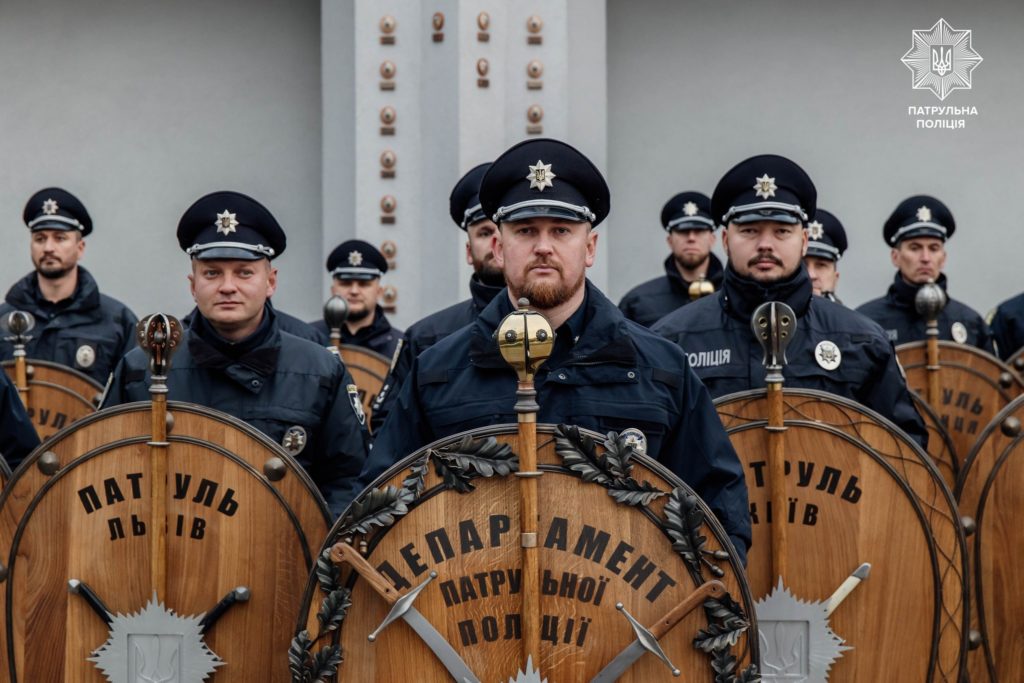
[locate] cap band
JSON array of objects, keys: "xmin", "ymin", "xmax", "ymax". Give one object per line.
[
  {"xmin": 331, "ymin": 266, "xmax": 383, "ymax": 279},
  {"xmin": 666, "ymin": 215, "xmax": 716, "ymax": 230},
  {"xmin": 186, "ymin": 241, "xmax": 276, "ymax": 258},
  {"xmin": 493, "ymin": 199, "xmax": 596, "ymax": 223},
  {"xmin": 723, "ymin": 201, "xmax": 807, "ymax": 225},
  {"xmin": 461, "ymin": 203, "xmax": 487, "ymax": 229},
  {"xmin": 890, "ymin": 221, "xmax": 948, "ymax": 244},
  {"xmin": 27, "ymin": 215, "xmax": 84, "ymax": 231},
  {"xmin": 807, "ymin": 241, "xmax": 840, "ymax": 258}
]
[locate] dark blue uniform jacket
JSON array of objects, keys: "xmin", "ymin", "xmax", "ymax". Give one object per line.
[
  {"xmin": 0, "ymin": 371, "xmax": 40, "ymax": 471},
  {"xmin": 619, "ymin": 253, "xmax": 724, "ymax": 328},
  {"xmin": 652, "ymin": 265, "xmax": 929, "ymax": 451},
  {"xmin": 990, "ymin": 291, "xmax": 1024, "ymax": 360},
  {"xmin": 363, "ymin": 280, "xmax": 752, "ymax": 560}
]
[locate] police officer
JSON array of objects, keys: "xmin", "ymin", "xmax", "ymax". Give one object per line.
[
  {"xmin": 857, "ymin": 196, "xmax": 992, "ymax": 352},
  {"xmin": 0, "ymin": 371, "xmax": 40, "ymax": 471},
  {"xmin": 102, "ymin": 191, "xmax": 368, "ymax": 515},
  {"xmin": 311, "ymin": 240, "xmax": 402, "ymax": 358},
  {"xmin": 990, "ymin": 293, "xmax": 1024, "ymax": 360},
  {"xmin": 619, "ymin": 191, "xmax": 723, "ymax": 326},
  {"xmin": 651, "ymin": 155, "xmax": 928, "ymax": 449},
  {"xmin": 803, "ymin": 208, "xmax": 848, "ymax": 303},
  {"xmin": 0, "ymin": 188, "xmax": 137, "ymax": 384},
  {"xmin": 362, "ymin": 139, "xmax": 751, "ymax": 561},
  {"xmin": 369, "ymin": 162, "xmax": 505, "ymax": 430}
]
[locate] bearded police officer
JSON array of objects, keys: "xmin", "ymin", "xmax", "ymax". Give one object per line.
[
  {"xmin": 0, "ymin": 371, "xmax": 40, "ymax": 470},
  {"xmin": 312, "ymin": 240, "xmax": 402, "ymax": 358},
  {"xmin": 0, "ymin": 188, "xmax": 137, "ymax": 384},
  {"xmin": 619, "ymin": 191, "xmax": 723, "ymax": 326},
  {"xmin": 857, "ymin": 196, "xmax": 992, "ymax": 352},
  {"xmin": 804, "ymin": 208, "xmax": 848, "ymax": 303},
  {"xmin": 651, "ymin": 155, "xmax": 928, "ymax": 449},
  {"xmin": 102, "ymin": 191, "xmax": 368, "ymax": 515},
  {"xmin": 362, "ymin": 139, "xmax": 751, "ymax": 561},
  {"xmin": 369, "ymin": 162, "xmax": 505, "ymax": 430}
]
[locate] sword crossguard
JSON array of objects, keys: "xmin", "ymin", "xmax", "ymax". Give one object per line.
[
  {"xmin": 751, "ymin": 301, "xmax": 797, "ymax": 381},
  {"xmin": 614, "ymin": 602, "xmax": 681, "ymax": 677},
  {"xmin": 368, "ymin": 571, "xmax": 438, "ymax": 642}
]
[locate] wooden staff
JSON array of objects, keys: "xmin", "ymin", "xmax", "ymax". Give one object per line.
[
  {"xmin": 751, "ymin": 301, "xmax": 797, "ymax": 583},
  {"xmin": 323, "ymin": 295, "xmax": 350, "ymax": 353},
  {"xmin": 138, "ymin": 313, "xmax": 182, "ymax": 600},
  {"xmin": 4, "ymin": 311, "xmax": 35, "ymax": 409},
  {"xmin": 496, "ymin": 298, "xmax": 554, "ymax": 670},
  {"xmin": 915, "ymin": 281, "xmax": 948, "ymax": 407}
]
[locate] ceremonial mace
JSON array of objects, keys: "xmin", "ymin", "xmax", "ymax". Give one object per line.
[
  {"xmin": 4, "ymin": 311, "xmax": 35, "ymax": 409},
  {"xmin": 137, "ymin": 313, "xmax": 183, "ymax": 599},
  {"xmin": 915, "ymin": 281, "xmax": 947, "ymax": 409},
  {"xmin": 751, "ymin": 301, "xmax": 797, "ymax": 582},
  {"xmin": 323, "ymin": 295, "xmax": 350, "ymax": 354},
  {"xmin": 496, "ymin": 298, "xmax": 554, "ymax": 670}
]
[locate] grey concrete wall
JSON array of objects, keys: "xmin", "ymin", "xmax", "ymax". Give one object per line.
[
  {"xmin": 606, "ymin": 0, "xmax": 1020, "ymax": 318},
  {"xmin": 0, "ymin": 0, "xmax": 323, "ymax": 322}
]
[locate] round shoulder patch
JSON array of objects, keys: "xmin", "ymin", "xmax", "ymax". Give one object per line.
[
  {"xmin": 951, "ymin": 321, "xmax": 968, "ymax": 344},
  {"xmin": 76, "ymin": 344, "xmax": 96, "ymax": 368},
  {"xmin": 814, "ymin": 340, "xmax": 842, "ymax": 371}
]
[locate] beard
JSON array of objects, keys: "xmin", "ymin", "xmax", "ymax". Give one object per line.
[
  {"xmin": 472, "ymin": 253, "xmax": 505, "ymax": 287},
  {"xmin": 346, "ymin": 304, "xmax": 372, "ymax": 323},
  {"xmin": 515, "ymin": 261, "xmax": 585, "ymax": 309},
  {"xmin": 36, "ymin": 261, "xmax": 73, "ymax": 279},
  {"xmin": 675, "ymin": 251, "xmax": 709, "ymax": 270}
]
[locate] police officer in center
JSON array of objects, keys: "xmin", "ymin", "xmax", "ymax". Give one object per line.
[
  {"xmin": 0, "ymin": 188, "xmax": 137, "ymax": 384},
  {"xmin": 361, "ymin": 139, "xmax": 751, "ymax": 561},
  {"xmin": 803, "ymin": 208, "xmax": 848, "ymax": 303},
  {"xmin": 857, "ymin": 195, "xmax": 993, "ymax": 352},
  {"xmin": 651, "ymin": 155, "xmax": 928, "ymax": 449},
  {"xmin": 619, "ymin": 191, "xmax": 724, "ymax": 327},
  {"xmin": 311, "ymin": 240, "xmax": 402, "ymax": 358},
  {"xmin": 102, "ymin": 191, "xmax": 368, "ymax": 515},
  {"xmin": 369, "ymin": 162, "xmax": 505, "ymax": 430}
]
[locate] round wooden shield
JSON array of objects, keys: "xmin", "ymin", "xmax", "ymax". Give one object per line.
[
  {"xmin": 911, "ymin": 390, "xmax": 961, "ymax": 490},
  {"xmin": 2, "ymin": 359, "xmax": 102, "ymax": 441},
  {"xmin": 338, "ymin": 345, "xmax": 390, "ymax": 429},
  {"xmin": 897, "ymin": 341, "xmax": 1024, "ymax": 465},
  {"xmin": 292, "ymin": 424, "xmax": 758, "ymax": 682},
  {"xmin": 716, "ymin": 389, "xmax": 967, "ymax": 682},
  {"xmin": 956, "ymin": 394, "xmax": 1024, "ymax": 682},
  {"xmin": 0, "ymin": 401, "xmax": 330, "ymax": 682}
]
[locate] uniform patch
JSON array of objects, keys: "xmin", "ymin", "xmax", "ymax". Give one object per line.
[
  {"xmin": 281, "ymin": 425, "xmax": 307, "ymax": 456},
  {"xmin": 76, "ymin": 344, "xmax": 96, "ymax": 368},
  {"xmin": 347, "ymin": 384, "xmax": 366, "ymax": 425},
  {"xmin": 620, "ymin": 428, "xmax": 648, "ymax": 456},
  {"xmin": 686, "ymin": 349, "xmax": 731, "ymax": 368},
  {"xmin": 951, "ymin": 321, "xmax": 968, "ymax": 344},
  {"xmin": 814, "ymin": 340, "xmax": 842, "ymax": 371}
]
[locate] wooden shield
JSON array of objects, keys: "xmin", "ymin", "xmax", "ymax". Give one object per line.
[
  {"xmin": 911, "ymin": 390, "xmax": 961, "ymax": 490},
  {"xmin": 897, "ymin": 341, "xmax": 1024, "ymax": 464},
  {"xmin": 292, "ymin": 424, "xmax": 759, "ymax": 682},
  {"xmin": 956, "ymin": 394, "xmax": 1024, "ymax": 682},
  {"xmin": 2, "ymin": 359, "xmax": 102, "ymax": 441},
  {"xmin": 0, "ymin": 401, "xmax": 330, "ymax": 682},
  {"xmin": 716, "ymin": 389, "xmax": 967, "ymax": 682},
  {"xmin": 338, "ymin": 345, "xmax": 390, "ymax": 429}
]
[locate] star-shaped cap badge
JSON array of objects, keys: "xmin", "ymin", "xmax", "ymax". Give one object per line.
[
  {"xmin": 753, "ymin": 174, "xmax": 778, "ymax": 199},
  {"xmin": 42, "ymin": 199, "xmax": 59, "ymax": 215},
  {"xmin": 347, "ymin": 250, "xmax": 364, "ymax": 266},
  {"xmin": 916, "ymin": 206, "xmax": 932, "ymax": 222},
  {"xmin": 215, "ymin": 210, "xmax": 239, "ymax": 236},
  {"xmin": 526, "ymin": 160, "xmax": 556, "ymax": 191},
  {"xmin": 808, "ymin": 220, "xmax": 824, "ymax": 240},
  {"xmin": 683, "ymin": 201, "xmax": 699, "ymax": 217}
]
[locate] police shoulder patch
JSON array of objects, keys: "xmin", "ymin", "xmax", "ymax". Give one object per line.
[
  {"xmin": 951, "ymin": 321, "xmax": 968, "ymax": 344},
  {"xmin": 76, "ymin": 344, "xmax": 96, "ymax": 368},
  {"xmin": 347, "ymin": 383, "xmax": 366, "ymax": 425}
]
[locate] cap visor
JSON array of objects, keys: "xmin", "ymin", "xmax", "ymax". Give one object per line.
[
  {"xmin": 30, "ymin": 221, "xmax": 79, "ymax": 232},
  {"xmin": 730, "ymin": 211, "xmax": 802, "ymax": 225},
  {"xmin": 332, "ymin": 272, "xmax": 379, "ymax": 281},
  {"xmin": 192, "ymin": 247, "xmax": 267, "ymax": 261},
  {"xmin": 805, "ymin": 247, "xmax": 839, "ymax": 261},
  {"xmin": 893, "ymin": 227, "xmax": 947, "ymax": 244},
  {"xmin": 502, "ymin": 204, "xmax": 590, "ymax": 224},
  {"xmin": 668, "ymin": 220, "xmax": 714, "ymax": 232}
]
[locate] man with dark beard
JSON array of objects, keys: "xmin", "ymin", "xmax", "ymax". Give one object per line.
[
  {"xmin": 618, "ymin": 191, "xmax": 723, "ymax": 326},
  {"xmin": 359, "ymin": 139, "xmax": 751, "ymax": 561},
  {"xmin": 311, "ymin": 240, "xmax": 402, "ymax": 358},
  {"xmin": 0, "ymin": 188, "xmax": 137, "ymax": 385},
  {"xmin": 368, "ymin": 162, "xmax": 505, "ymax": 430},
  {"xmin": 651, "ymin": 155, "xmax": 927, "ymax": 449}
]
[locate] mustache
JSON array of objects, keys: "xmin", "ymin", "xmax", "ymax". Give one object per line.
[
  {"xmin": 748, "ymin": 253, "xmax": 783, "ymax": 268},
  {"xmin": 527, "ymin": 259, "xmax": 562, "ymax": 273}
]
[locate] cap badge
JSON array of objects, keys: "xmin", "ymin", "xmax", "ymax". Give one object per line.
[
  {"xmin": 42, "ymin": 199, "xmax": 59, "ymax": 215},
  {"xmin": 215, "ymin": 210, "xmax": 239, "ymax": 236},
  {"xmin": 814, "ymin": 340, "xmax": 842, "ymax": 371},
  {"xmin": 807, "ymin": 220, "xmax": 824, "ymax": 240},
  {"xmin": 916, "ymin": 206, "xmax": 932, "ymax": 222},
  {"xmin": 951, "ymin": 321, "xmax": 968, "ymax": 344},
  {"xmin": 753, "ymin": 174, "xmax": 778, "ymax": 199},
  {"xmin": 526, "ymin": 160, "xmax": 556, "ymax": 191},
  {"xmin": 281, "ymin": 425, "xmax": 307, "ymax": 455},
  {"xmin": 683, "ymin": 201, "xmax": 699, "ymax": 217},
  {"xmin": 347, "ymin": 250, "xmax": 364, "ymax": 267}
]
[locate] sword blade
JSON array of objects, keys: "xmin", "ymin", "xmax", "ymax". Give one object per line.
[
  {"xmin": 591, "ymin": 640, "xmax": 647, "ymax": 683},
  {"xmin": 401, "ymin": 606, "xmax": 481, "ymax": 683}
]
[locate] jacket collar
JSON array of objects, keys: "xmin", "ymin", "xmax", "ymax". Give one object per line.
[
  {"xmin": 5, "ymin": 267, "xmax": 101, "ymax": 319},
  {"xmin": 469, "ymin": 274, "xmax": 505, "ymax": 313},
  {"xmin": 887, "ymin": 271, "xmax": 948, "ymax": 311},
  {"xmin": 721, "ymin": 262, "xmax": 813, "ymax": 321},
  {"xmin": 340, "ymin": 305, "xmax": 394, "ymax": 345},
  {"xmin": 188, "ymin": 303, "xmax": 280, "ymax": 377}
]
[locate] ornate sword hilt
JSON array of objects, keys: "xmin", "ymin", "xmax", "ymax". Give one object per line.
[
  {"xmin": 368, "ymin": 570, "xmax": 438, "ymax": 642},
  {"xmin": 751, "ymin": 301, "xmax": 797, "ymax": 384},
  {"xmin": 614, "ymin": 602, "xmax": 681, "ymax": 677},
  {"xmin": 915, "ymin": 280, "xmax": 947, "ymax": 328},
  {"xmin": 137, "ymin": 313, "xmax": 183, "ymax": 386},
  {"xmin": 3, "ymin": 310, "xmax": 35, "ymax": 348}
]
